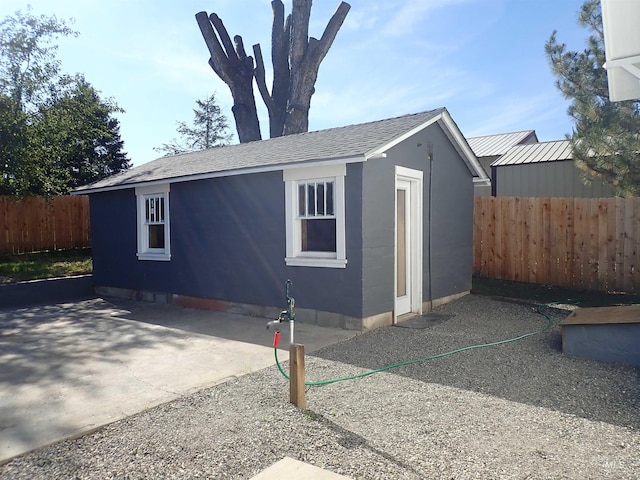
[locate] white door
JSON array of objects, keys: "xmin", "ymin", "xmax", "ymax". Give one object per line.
[{"xmin": 395, "ymin": 167, "xmax": 423, "ymax": 320}]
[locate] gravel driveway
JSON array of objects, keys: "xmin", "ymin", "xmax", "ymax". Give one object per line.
[{"xmin": 1, "ymin": 295, "xmax": 638, "ymax": 479}]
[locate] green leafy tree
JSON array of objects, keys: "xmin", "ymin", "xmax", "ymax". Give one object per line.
[
  {"xmin": 0, "ymin": 8, "xmax": 130, "ymax": 196},
  {"xmin": 33, "ymin": 75, "xmax": 131, "ymax": 194},
  {"xmin": 546, "ymin": 0, "xmax": 640, "ymax": 197},
  {"xmin": 0, "ymin": 6, "xmax": 77, "ymax": 110},
  {"xmin": 155, "ymin": 93, "xmax": 232, "ymax": 156},
  {"xmin": 0, "ymin": 93, "xmax": 30, "ymax": 195}
]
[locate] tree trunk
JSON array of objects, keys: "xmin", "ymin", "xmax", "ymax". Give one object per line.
[
  {"xmin": 283, "ymin": 1, "xmax": 350, "ymax": 135},
  {"xmin": 196, "ymin": 12, "xmax": 261, "ymax": 143},
  {"xmin": 196, "ymin": 1, "xmax": 350, "ymax": 142}
]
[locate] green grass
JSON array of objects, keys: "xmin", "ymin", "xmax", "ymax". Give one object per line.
[{"xmin": 0, "ymin": 248, "xmax": 92, "ymax": 284}]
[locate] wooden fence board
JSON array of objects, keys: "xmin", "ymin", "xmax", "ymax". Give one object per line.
[
  {"xmin": 572, "ymin": 198, "xmax": 585, "ymax": 288},
  {"xmin": 622, "ymin": 198, "xmax": 635, "ymax": 292},
  {"xmin": 614, "ymin": 197, "xmax": 625, "ymax": 291},
  {"xmin": 587, "ymin": 199, "xmax": 600, "ymax": 290},
  {"xmin": 0, "ymin": 196, "xmax": 90, "ymax": 254},
  {"xmin": 493, "ymin": 197, "xmax": 503, "ymax": 279},
  {"xmin": 542, "ymin": 198, "xmax": 552, "ymax": 286},
  {"xmin": 530, "ymin": 197, "xmax": 543, "ymax": 284},
  {"xmin": 515, "ymin": 197, "xmax": 525, "ymax": 282},
  {"xmin": 550, "ymin": 198, "xmax": 564, "ymax": 286},
  {"xmin": 473, "ymin": 196, "xmax": 640, "ymax": 294}
]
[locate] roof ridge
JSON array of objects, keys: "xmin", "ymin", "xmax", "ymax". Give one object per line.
[
  {"xmin": 467, "ymin": 129, "xmax": 535, "ymax": 139},
  {"xmin": 168, "ymin": 108, "xmax": 447, "ymax": 153},
  {"xmin": 511, "ymin": 138, "xmax": 569, "ymax": 148},
  {"xmin": 74, "ymin": 108, "xmax": 452, "ymax": 193}
]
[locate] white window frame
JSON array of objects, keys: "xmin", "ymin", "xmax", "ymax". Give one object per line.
[
  {"xmin": 135, "ymin": 184, "xmax": 171, "ymax": 261},
  {"xmin": 284, "ymin": 164, "xmax": 347, "ymax": 268}
]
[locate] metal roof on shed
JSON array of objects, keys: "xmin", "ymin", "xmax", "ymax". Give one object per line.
[
  {"xmin": 467, "ymin": 130, "xmax": 537, "ymax": 157},
  {"xmin": 491, "ymin": 140, "xmax": 573, "ymax": 167}
]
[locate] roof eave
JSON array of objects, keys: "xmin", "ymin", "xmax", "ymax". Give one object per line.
[
  {"xmin": 364, "ymin": 109, "xmax": 489, "ymax": 181},
  {"xmin": 72, "ymin": 154, "xmax": 367, "ymax": 195},
  {"xmin": 438, "ymin": 111, "xmax": 490, "ymax": 181}
]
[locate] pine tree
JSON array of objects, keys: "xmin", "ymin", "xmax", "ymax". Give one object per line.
[
  {"xmin": 155, "ymin": 93, "xmax": 232, "ymax": 156},
  {"xmin": 546, "ymin": 0, "xmax": 640, "ymax": 197}
]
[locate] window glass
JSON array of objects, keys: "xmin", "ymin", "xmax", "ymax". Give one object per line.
[
  {"xmin": 284, "ymin": 165, "xmax": 345, "ymax": 268},
  {"xmin": 317, "ymin": 183, "xmax": 325, "ymax": 215},
  {"xmin": 148, "ymin": 224, "xmax": 165, "ymax": 249},
  {"xmin": 136, "ymin": 185, "xmax": 170, "ymax": 261},
  {"xmin": 302, "ymin": 219, "xmax": 336, "ymax": 252},
  {"xmin": 298, "ymin": 184, "xmax": 305, "ymax": 216},
  {"xmin": 307, "ymin": 183, "xmax": 315, "ymax": 216},
  {"xmin": 297, "ymin": 180, "xmax": 337, "ymax": 253}
]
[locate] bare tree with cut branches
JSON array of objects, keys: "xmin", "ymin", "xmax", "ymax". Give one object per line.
[{"xmin": 196, "ymin": 1, "xmax": 350, "ymax": 143}]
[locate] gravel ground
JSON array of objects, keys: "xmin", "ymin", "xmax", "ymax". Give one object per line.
[{"xmin": 1, "ymin": 295, "xmax": 639, "ymax": 479}]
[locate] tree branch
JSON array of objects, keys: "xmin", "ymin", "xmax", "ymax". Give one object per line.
[
  {"xmin": 271, "ymin": 0, "xmax": 291, "ymax": 93},
  {"xmin": 253, "ymin": 43, "xmax": 274, "ymax": 112},
  {"xmin": 290, "ymin": 0, "xmax": 312, "ymax": 68},
  {"xmin": 234, "ymin": 35, "xmax": 247, "ymax": 60},
  {"xmin": 196, "ymin": 11, "xmax": 261, "ymax": 143},
  {"xmin": 195, "ymin": 11, "xmax": 232, "ymax": 84},
  {"xmin": 309, "ymin": 2, "xmax": 351, "ymax": 65},
  {"xmin": 208, "ymin": 13, "xmax": 239, "ymax": 65}
]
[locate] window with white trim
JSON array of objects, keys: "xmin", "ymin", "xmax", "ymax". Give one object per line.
[
  {"xmin": 135, "ymin": 184, "xmax": 171, "ymax": 261},
  {"xmin": 284, "ymin": 164, "xmax": 346, "ymax": 268}
]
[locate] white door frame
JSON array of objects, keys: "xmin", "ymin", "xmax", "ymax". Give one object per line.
[{"xmin": 394, "ymin": 166, "xmax": 423, "ymax": 322}]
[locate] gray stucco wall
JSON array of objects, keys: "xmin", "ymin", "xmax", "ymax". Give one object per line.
[
  {"xmin": 495, "ymin": 161, "xmax": 615, "ymax": 198},
  {"xmin": 563, "ymin": 324, "xmax": 640, "ymax": 366},
  {"xmin": 422, "ymin": 125, "xmax": 474, "ymax": 302},
  {"xmin": 90, "ymin": 124, "xmax": 472, "ymax": 322},
  {"xmin": 361, "ymin": 123, "xmax": 474, "ymax": 318},
  {"xmin": 90, "ymin": 169, "xmax": 364, "ymax": 318}
]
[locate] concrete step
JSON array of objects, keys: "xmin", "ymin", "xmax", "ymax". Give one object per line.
[{"xmin": 250, "ymin": 457, "xmax": 352, "ymax": 480}]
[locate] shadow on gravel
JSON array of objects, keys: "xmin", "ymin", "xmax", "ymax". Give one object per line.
[
  {"xmin": 302, "ymin": 409, "xmax": 424, "ymax": 477},
  {"xmin": 312, "ymin": 295, "xmax": 640, "ymax": 431}
]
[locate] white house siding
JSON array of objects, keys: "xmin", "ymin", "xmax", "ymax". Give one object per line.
[{"xmin": 494, "ymin": 160, "xmax": 615, "ymax": 198}]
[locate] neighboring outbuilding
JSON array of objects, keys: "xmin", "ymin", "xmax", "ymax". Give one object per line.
[
  {"xmin": 467, "ymin": 130, "xmax": 538, "ymax": 196},
  {"xmin": 490, "ymin": 140, "xmax": 615, "ymax": 198},
  {"xmin": 75, "ymin": 109, "xmax": 489, "ymax": 331}
]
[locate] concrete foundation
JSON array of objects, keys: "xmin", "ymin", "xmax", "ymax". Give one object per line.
[{"xmin": 96, "ymin": 286, "xmax": 467, "ymax": 332}]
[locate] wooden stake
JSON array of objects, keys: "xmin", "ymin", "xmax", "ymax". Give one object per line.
[{"xmin": 289, "ymin": 343, "xmax": 306, "ymax": 408}]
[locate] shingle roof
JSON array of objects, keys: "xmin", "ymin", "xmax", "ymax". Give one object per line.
[
  {"xmin": 491, "ymin": 140, "xmax": 573, "ymax": 167},
  {"xmin": 467, "ymin": 130, "xmax": 537, "ymax": 158},
  {"xmin": 76, "ymin": 109, "xmax": 449, "ymax": 193}
]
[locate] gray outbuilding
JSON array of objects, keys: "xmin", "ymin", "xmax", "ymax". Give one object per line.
[
  {"xmin": 75, "ymin": 109, "xmax": 488, "ymax": 331},
  {"xmin": 467, "ymin": 130, "xmax": 538, "ymax": 196},
  {"xmin": 490, "ymin": 140, "xmax": 615, "ymax": 198}
]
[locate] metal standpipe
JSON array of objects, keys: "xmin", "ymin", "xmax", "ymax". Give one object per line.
[
  {"xmin": 290, "ymin": 317, "xmax": 294, "ymax": 345},
  {"xmin": 266, "ymin": 280, "xmax": 305, "ymax": 408},
  {"xmin": 266, "ymin": 279, "xmax": 296, "ymax": 345}
]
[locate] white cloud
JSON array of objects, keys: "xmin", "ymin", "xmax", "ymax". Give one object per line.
[
  {"xmin": 462, "ymin": 93, "xmax": 569, "ymax": 138},
  {"xmin": 309, "ymin": 66, "xmax": 473, "ymax": 130},
  {"xmin": 382, "ymin": 0, "xmax": 479, "ymax": 37}
]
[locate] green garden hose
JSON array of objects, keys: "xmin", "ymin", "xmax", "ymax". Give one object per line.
[{"xmin": 274, "ymin": 302, "xmax": 564, "ymax": 387}]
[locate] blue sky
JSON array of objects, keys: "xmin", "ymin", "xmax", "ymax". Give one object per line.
[{"xmin": 2, "ymin": 0, "xmax": 590, "ymax": 166}]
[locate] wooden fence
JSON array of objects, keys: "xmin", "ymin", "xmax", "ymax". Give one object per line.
[
  {"xmin": 474, "ymin": 196, "xmax": 640, "ymax": 294},
  {"xmin": 0, "ymin": 196, "xmax": 90, "ymax": 254}
]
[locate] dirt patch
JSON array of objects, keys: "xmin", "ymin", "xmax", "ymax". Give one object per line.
[{"xmin": 472, "ymin": 275, "xmax": 640, "ymax": 307}]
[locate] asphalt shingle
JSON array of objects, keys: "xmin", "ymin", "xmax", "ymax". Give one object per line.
[{"xmin": 76, "ymin": 109, "xmax": 446, "ymax": 192}]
